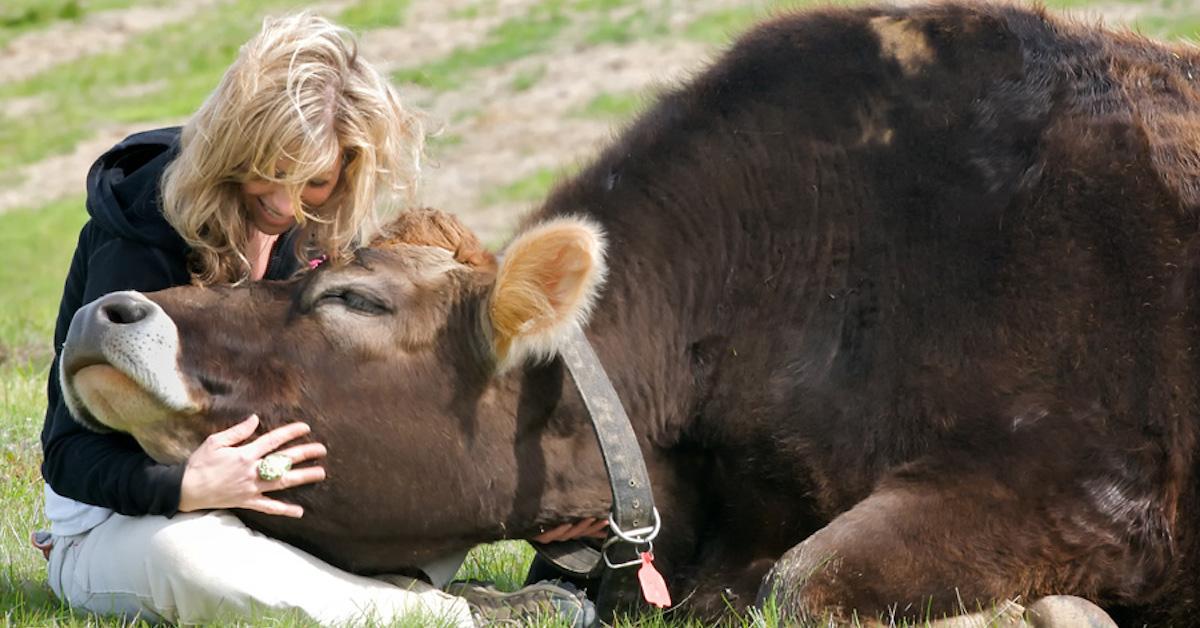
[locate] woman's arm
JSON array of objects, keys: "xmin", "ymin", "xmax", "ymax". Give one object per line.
[{"xmin": 40, "ymin": 228, "xmax": 193, "ymax": 515}]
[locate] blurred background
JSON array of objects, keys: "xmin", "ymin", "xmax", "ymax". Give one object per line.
[
  {"xmin": 1, "ymin": 0, "xmax": 1196, "ymax": 243},
  {"xmin": 0, "ymin": 0, "xmax": 1196, "ymax": 620}
]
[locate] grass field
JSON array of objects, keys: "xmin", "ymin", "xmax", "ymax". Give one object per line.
[{"xmin": 0, "ymin": 0, "xmax": 1197, "ymax": 625}]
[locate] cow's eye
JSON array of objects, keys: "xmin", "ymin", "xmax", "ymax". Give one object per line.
[{"xmin": 316, "ymin": 289, "xmax": 390, "ymax": 315}]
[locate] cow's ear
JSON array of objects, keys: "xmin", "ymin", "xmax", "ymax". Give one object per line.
[{"xmin": 488, "ymin": 217, "xmax": 606, "ymax": 369}]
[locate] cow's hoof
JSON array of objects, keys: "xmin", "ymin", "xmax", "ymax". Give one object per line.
[{"xmin": 1024, "ymin": 596, "xmax": 1117, "ymax": 628}]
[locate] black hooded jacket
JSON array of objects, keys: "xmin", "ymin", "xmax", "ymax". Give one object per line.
[{"xmin": 40, "ymin": 127, "xmax": 303, "ymax": 516}]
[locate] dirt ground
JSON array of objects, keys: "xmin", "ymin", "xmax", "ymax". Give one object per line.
[{"xmin": 0, "ymin": 0, "xmax": 1151, "ymax": 241}]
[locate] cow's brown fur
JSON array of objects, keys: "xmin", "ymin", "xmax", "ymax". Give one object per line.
[
  {"xmin": 66, "ymin": 2, "xmax": 1200, "ymax": 624},
  {"xmin": 374, "ymin": 207, "xmax": 496, "ymax": 271}
]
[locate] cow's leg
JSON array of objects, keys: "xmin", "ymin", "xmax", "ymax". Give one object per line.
[
  {"xmin": 757, "ymin": 464, "xmax": 1163, "ymax": 625},
  {"xmin": 673, "ymin": 552, "xmax": 780, "ymax": 618}
]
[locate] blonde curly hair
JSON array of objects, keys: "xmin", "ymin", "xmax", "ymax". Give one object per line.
[{"xmin": 161, "ymin": 11, "xmax": 424, "ymax": 285}]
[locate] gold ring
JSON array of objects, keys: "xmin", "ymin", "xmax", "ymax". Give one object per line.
[{"xmin": 257, "ymin": 454, "xmax": 292, "ymax": 482}]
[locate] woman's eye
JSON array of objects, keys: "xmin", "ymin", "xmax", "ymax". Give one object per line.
[
  {"xmin": 307, "ymin": 179, "xmax": 330, "ymax": 188},
  {"xmin": 317, "ymin": 289, "xmax": 389, "ymax": 315}
]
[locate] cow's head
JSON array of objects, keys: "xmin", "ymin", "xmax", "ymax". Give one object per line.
[{"xmin": 60, "ymin": 209, "xmax": 610, "ymax": 557}]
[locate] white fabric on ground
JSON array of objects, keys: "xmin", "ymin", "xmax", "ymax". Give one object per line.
[{"xmin": 47, "ymin": 509, "xmax": 475, "ymax": 627}]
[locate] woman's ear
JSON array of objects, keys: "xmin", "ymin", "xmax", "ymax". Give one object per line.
[{"xmin": 488, "ymin": 217, "xmax": 607, "ymax": 369}]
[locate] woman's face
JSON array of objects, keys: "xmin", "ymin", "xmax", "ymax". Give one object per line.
[{"xmin": 241, "ymin": 158, "xmax": 342, "ymax": 235}]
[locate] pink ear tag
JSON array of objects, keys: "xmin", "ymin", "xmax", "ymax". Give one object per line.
[{"xmin": 637, "ymin": 552, "xmax": 672, "ymax": 608}]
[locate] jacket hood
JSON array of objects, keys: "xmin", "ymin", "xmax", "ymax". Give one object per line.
[{"xmin": 85, "ymin": 127, "xmax": 188, "ymax": 256}]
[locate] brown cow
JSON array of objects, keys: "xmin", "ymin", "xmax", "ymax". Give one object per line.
[{"xmin": 59, "ymin": 1, "xmax": 1200, "ymax": 624}]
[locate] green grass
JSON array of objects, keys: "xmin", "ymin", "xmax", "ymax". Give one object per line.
[
  {"xmin": 509, "ymin": 63, "xmax": 548, "ymax": 92},
  {"xmin": 683, "ymin": 6, "xmax": 767, "ymax": 44},
  {"xmin": 1134, "ymin": 12, "xmax": 1200, "ymax": 40},
  {"xmin": 1041, "ymin": 0, "xmax": 1199, "ymax": 41},
  {"xmin": 683, "ymin": 1, "xmax": 876, "ymax": 45},
  {"xmin": 583, "ymin": 6, "xmax": 670, "ymax": 45},
  {"xmin": 0, "ymin": 197, "xmax": 85, "ymax": 624},
  {"xmin": 574, "ymin": 90, "xmax": 645, "ymax": 121},
  {"xmin": 394, "ymin": 0, "xmax": 698, "ymax": 92},
  {"xmin": 337, "ymin": 0, "xmax": 412, "ymax": 31},
  {"xmin": 0, "ymin": 1, "xmax": 85, "ymax": 37},
  {"xmin": 455, "ymin": 540, "xmax": 536, "ymax": 591},
  {"xmin": 449, "ymin": 0, "xmax": 501, "ymax": 20},
  {"xmin": 0, "ymin": 359, "xmax": 53, "ymax": 582},
  {"xmin": 570, "ymin": 0, "xmax": 638, "ymax": 10},
  {"xmin": 428, "ymin": 132, "xmax": 464, "ymax": 149},
  {"xmin": 1043, "ymin": 0, "xmax": 1125, "ymax": 8},
  {"xmin": 482, "ymin": 167, "xmax": 563, "ymax": 205},
  {"xmin": 0, "ymin": 196, "xmax": 87, "ymax": 366},
  {"xmin": 0, "ymin": 0, "xmax": 147, "ymax": 48},
  {"xmin": 0, "ymin": 0, "xmax": 314, "ymax": 174},
  {"xmin": 1159, "ymin": 0, "xmax": 1198, "ymax": 11},
  {"xmin": 0, "ymin": 198, "xmax": 82, "ymax": 613},
  {"xmin": 393, "ymin": 1, "xmax": 571, "ymax": 91}
]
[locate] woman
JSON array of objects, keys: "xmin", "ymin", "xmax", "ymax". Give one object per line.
[{"xmin": 38, "ymin": 12, "xmax": 595, "ymax": 627}]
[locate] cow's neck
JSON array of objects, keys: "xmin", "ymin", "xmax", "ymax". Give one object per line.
[
  {"xmin": 492, "ymin": 215, "xmax": 709, "ymax": 527},
  {"xmin": 508, "ymin": 90, "xmax": 840, "ymax": 521},
  {"xmin": 527, "ymin": 181, "xmax": 746, "ymax": 448}
]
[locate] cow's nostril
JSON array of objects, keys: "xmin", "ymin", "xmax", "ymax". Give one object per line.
[{"xmin": 99, "ymin": 296, "xmax": 151, "ymax": 325}]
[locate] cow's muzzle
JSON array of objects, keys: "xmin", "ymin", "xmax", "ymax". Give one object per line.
[{"xmin": 59, "ymin": 291, "xmax": 204, "ymax": 463}]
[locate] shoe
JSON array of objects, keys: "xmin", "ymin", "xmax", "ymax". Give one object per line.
[{"xmin": 446, "ymin": 579, "xmax": 598, "ymax": 627}]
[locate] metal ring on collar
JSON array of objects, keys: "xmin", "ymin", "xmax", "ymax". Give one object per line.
[
  {"xmin": 600, "ymin": 507, "xmax": 662, "ymax": 569},
  {"xmin": 602, "ymin": 538, "xmax": 653, "ymax": 570},
  {"xmin": 606, "ymin": 507, "xmax": 661, "ymax": 545}
]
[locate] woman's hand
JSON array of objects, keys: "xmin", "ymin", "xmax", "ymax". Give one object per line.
[
  {"xmin": 532, "ymin": 517, "xmax": 609, "ymax": 543},
  {"xmin": 178, "ymin": 414, "xmax": 327, "ymax": 518}
]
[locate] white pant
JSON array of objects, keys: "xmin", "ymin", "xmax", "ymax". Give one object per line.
[{"xmin": 47, "ymin": 510, "xmax": 475, "ymax": 626}]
